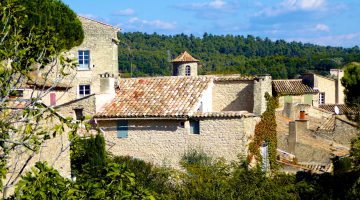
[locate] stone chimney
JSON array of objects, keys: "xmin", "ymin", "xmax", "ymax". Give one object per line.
[
  {"xmin": 253, "ymin": 74, "xmax": 272, "ymax": 116},
  {"xmin": 96, "ymin": 73, "xmax": 116, "ymax": 112},
  {"xmin": 330, "ymin": 69, "xmax": 344, "ymax": 104},
  {"xmin": 288, "ymin": 111, "xmax": 309, "ymax": 154}
]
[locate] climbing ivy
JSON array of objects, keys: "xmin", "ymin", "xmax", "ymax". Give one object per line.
[{"xmin": 248, "ymin": 92, "xmax": 279, "ymax": 169}]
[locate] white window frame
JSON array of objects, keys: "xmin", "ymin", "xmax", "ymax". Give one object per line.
[
  {"xmin": 78, "ymin": 85, "xmax": 91, "ymax": 98},
  {"xmin": 78, "ymin": 50, "xmax": 90, "ymax": 70},
  {"xmin": 185, "ymin": 65, "xmax": 191, "ymax": 76}
]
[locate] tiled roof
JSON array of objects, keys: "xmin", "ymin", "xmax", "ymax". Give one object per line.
[
  {"xmin": 171, "ymin": 51, "xmax": 199, "ymax": 62},
  {"xmin": 272, "ymin": 79, "xmax": 317, "ymax": 95},
  {"xmin": 192, "ymin": 111, "xmax": 255, "ymax": 118},
  {"xmin": 96, "ymin": 76, "xmax": 211, "ymax": 118},
  {"xmin": 26, "ymin": 72, "xmax": 71, "ymax": 90},
  {"xmin": 319, "ymin": 104, "xmax": 357, "ymax": 115}
]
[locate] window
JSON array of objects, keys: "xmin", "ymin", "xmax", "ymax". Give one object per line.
[
  {"xmin": 185, "ymin": 65, "xmax": 191, "ymax": 76},
  {"xmin": 78, "ymin": 85, "xmax": 90, "ymax": 98},
  {"xmin": 319, "ymin": 92, "xmax": 325, "ymax": 105},
  {"xmin": 117, "ymin": 120, "xmax": 128, "ymax": 138},
  {"xmin": 74, "ymin": 109, "xmax": 84, "ymax": 121},
  {"xmin": 78, "ymin": 50, "xmax": 90, "ymax": 69},
  {"xmin": 190, "ymin": 120, "xmax": 200, "ymax": 134}
]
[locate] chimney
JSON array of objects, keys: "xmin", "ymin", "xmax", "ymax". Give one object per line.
[
  {"xmin": 253, "ymin": 74, "xmax": 272, "ymax": 116},
  {"xmin": 330, "ymin": 69, "xmax": 345, "ymax": 104},
  {"xmin": 96, "ymin": 73, "xmax": 116, "ymax": 112},
  {"xmin": 288, "ymin": 112, "xmax": 309, "ymax": 154}
]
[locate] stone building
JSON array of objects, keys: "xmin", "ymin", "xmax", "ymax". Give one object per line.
[
  {"xmin": 272, "ymin": 79, "xmax": 318, "ymax": 109},
  {"xmin": 15, "ymin": 16, "xmax": 120, "ymax": 120},
  {"xmin": 301, "ymin": 69, "xmax": 344, "ymax": 105},
  {"xmin": 94, "ymin": 51, "xmax": 271, "ymax": 167}
]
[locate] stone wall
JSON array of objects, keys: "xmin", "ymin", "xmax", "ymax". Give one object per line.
[
  {"xmin": 212, "ymin": 80, "xmax": 254, "ymax": 112},
  {"xmin": 253, "ymin": 75, "xmax": 272, "ymax": 115},
  {"xmin": 60, "ymin": 17, "xmax": 119, "ymax": 102},
  {"xmin": 2, "ymin": 115, "xmax": 70, "ymax": 197},
  {"xmin": 98, "ymin": 116, "xmax": 260, "ymax": 168},
  {"xmin": 56, "ymin": 94, "xmax": 97, "ymax": 119},
  {"xmin": 173, "ymin": 62, "xmax": 198, "ymax": 76}
]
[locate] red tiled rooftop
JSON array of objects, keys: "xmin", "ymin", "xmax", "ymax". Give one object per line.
[
  {"xmin": 96, "ymin": 76, "xmax": 211, "ymax": 118},
  {"xmin": 171, "ymin": 51, "xmax": 199, "ymax": 62}
]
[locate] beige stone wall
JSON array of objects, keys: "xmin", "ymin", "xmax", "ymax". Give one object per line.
[
  {"xmin": 173, "ymin": 62, "xmax": 198, "ymax": 76},
  {"xmin": 212, "ymin": 80, "xmax": 254, "ymax": 112},
  {"xmin": 56, "ymin": 94, "xmax": 97, "ymax": 119},
  {"xmin": 64, "ymin": 17, "xmax": 119, "ymax": 101},
  {"xmin": 253, "ymin": 75, "xmax": 272, "ymax": 115},
  {"xmin": 22, "ymin": 89, "xmax": 71, "ymax": 107},
  {"xmin": 2, "ymin": 116, "xmax": 70, "ymax": 197},
  {"xmin": 98, "ymin": 117, "xmax": 260, "ymax": 168},
  {"xmin": 313, "ymin": 75, "xmax": 336, "ymax": 104}
]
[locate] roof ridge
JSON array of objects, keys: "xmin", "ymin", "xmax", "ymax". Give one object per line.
[{"xmin": 78, "ymin": 15, "xmax": 120, "ymax": 31}]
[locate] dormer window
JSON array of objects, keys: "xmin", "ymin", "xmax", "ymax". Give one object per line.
[
  {"xmin": 185, "ymin": 65, "xmax": 191, "ymax": 76},
  {"xmin": 78, "ymin": 50, "xmax": 90, "ymax": 70}
]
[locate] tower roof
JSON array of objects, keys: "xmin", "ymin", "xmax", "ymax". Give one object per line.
[{"xmin": 171, "ymin": 51, "xmax": 199, "ymax": 62}]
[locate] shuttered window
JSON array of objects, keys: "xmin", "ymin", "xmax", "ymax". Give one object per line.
[
  {"xmin": 117, "ymin": 120, "xmax": 128, "ymax": 138},
  {"xmin": 190, "ymin": 120, "xmax": 200, "ymax": 134}
]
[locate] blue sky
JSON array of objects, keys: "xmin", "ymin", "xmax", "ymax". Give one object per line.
[{"xmin": 62, "ymin": 0, "xmax": 360, "ymax": 47}]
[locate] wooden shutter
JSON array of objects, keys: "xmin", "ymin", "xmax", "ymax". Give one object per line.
[
  {"xmin": 50, "ymin": 93, "xmax": 56, "ymax": 106},
  {"xmin": 117, "ymin": 120, "xmax": 128, "ymax": 138},
  {"xmin": 190, "ymin": 120, "xmax": 200, "ymax": 134}
]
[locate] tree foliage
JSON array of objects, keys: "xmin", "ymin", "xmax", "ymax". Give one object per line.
[{"xmin": 118, "ymin": 32, "xmax": 360, "ymax": 78}]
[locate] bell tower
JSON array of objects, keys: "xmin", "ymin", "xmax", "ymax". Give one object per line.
[{"xmin": 171, "ymin": 51, "xmax": 199, "ymax": 76}]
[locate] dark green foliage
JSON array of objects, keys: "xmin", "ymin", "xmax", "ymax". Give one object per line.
[
  {"xmin": 111, "ymin": 156, "xmax": 173, "ymax": 197},
  {"xmin": 118, "ymin": 32, "xmax": 360, "ymax": 78},
  {"xmin": 13, "ymin": 162, "xmax": 70, "ymax": 199},
  {"xmin": 71, "ymin": 134, "xmax": 107, "ymax": 177},
  {"xmin": 341, "ymin": 62, "xmax": 360, "ymax": 123},
  {"xmin": 249, "ymin": 93, "xmax": 279, "ymax": 169}
]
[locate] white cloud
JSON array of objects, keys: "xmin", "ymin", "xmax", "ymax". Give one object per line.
[
  {"xmin": 209, "ymin": 0, "xmax": 226, "ymax": 9},
  {"xmin": 127, "ymin": 17, "xmax": 176, "ymax": 30},
  {"xmin": 287, "ymin": 32, "xmax": 360, "ymax": 47},
  {"xmin": 255, "ymin": 0, "xmax": 326, "ymax": 17},
  {"xmin": 113, "ymin": 8, "xmax": 135, "ymax": 16},
  {"xmin": 177, "ymin": 0, "xmax": 229, "ymax": 10},
  {"xmin": 314, "ymin": 23, "xmax": 329, "ymax": 32}
]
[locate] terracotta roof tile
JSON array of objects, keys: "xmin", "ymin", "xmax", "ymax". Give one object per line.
[
  {"xmin": 96, "ymin": 76, "xmax": 211, "ymax": 118},
  {"xmin": 171, "ymin": 51, "xmax": 199, "ymax": 62},
  {"xmin": 273, "ymin": 79, "xmax": 317, "ymax": 95},
  {"xmin": 319, "ymin": 104, "xmax": 358, "ymax": 115}
]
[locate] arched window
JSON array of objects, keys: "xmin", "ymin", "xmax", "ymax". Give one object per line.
[{"xmin": 185, "ymin": 65, "xmax": 191, "ymax": 76}]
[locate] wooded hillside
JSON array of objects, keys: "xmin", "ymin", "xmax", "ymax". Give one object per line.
[{"xmin": 118, "ymin": 32, "xmax": 360, "ymax": 79}]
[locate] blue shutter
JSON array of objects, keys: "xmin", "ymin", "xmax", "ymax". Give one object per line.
[
  {"xmin": 117, "ymin": 120, "xmax": 128, "ymax": 138},
  {"xmin": 190, "ymin": 120, "xmax": 200, "ymax": 134}
]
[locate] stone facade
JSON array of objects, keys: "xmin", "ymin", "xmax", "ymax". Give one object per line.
[
  {"xmin": 302, "ymin": 73, "xmax": 337, "ymax": 105},
  {"xmin": 173, "ymin": 62, "xmax": 198, "ymax": 76},
  {"xmin": 55, "ymin": 94, "xmax": 97, "ymax": 119},
  {"xmin": 35, "ymin": 16, "xmax": 119, "ymax": 116},
  {"xmin": 253, "ymin": 75, "xmax": 272, "ymax": 115},
  {"xmin": 212, "ymin": 80, "xmax": 254, "ymax": 112},
  {"xmin": 98, "ymin": 116, "xmax": 260, "ymax": 168},
  {"xmin": 2, "ymin": 114, "xmax": 70, "ymax": 197}
]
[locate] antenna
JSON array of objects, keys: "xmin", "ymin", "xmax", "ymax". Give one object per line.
[{"xmin": 334, "ymin": 105, "xmax": 340, "ymax": 115}]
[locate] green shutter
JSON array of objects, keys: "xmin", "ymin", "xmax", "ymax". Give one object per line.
[
  {"xmin": 304, "ymin": 94, "xmax": 312, "ymax": 105},
  {"xmin": 117, "ymin": 120, "xmax": 128, "ymax": 138},
  {"xmin": 284, "ymin": 96, "xmax": 293, "ymax": 103},
  {"xmin": 190, "ymin": 120, "xmax": 200, "ymax": 134}
]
